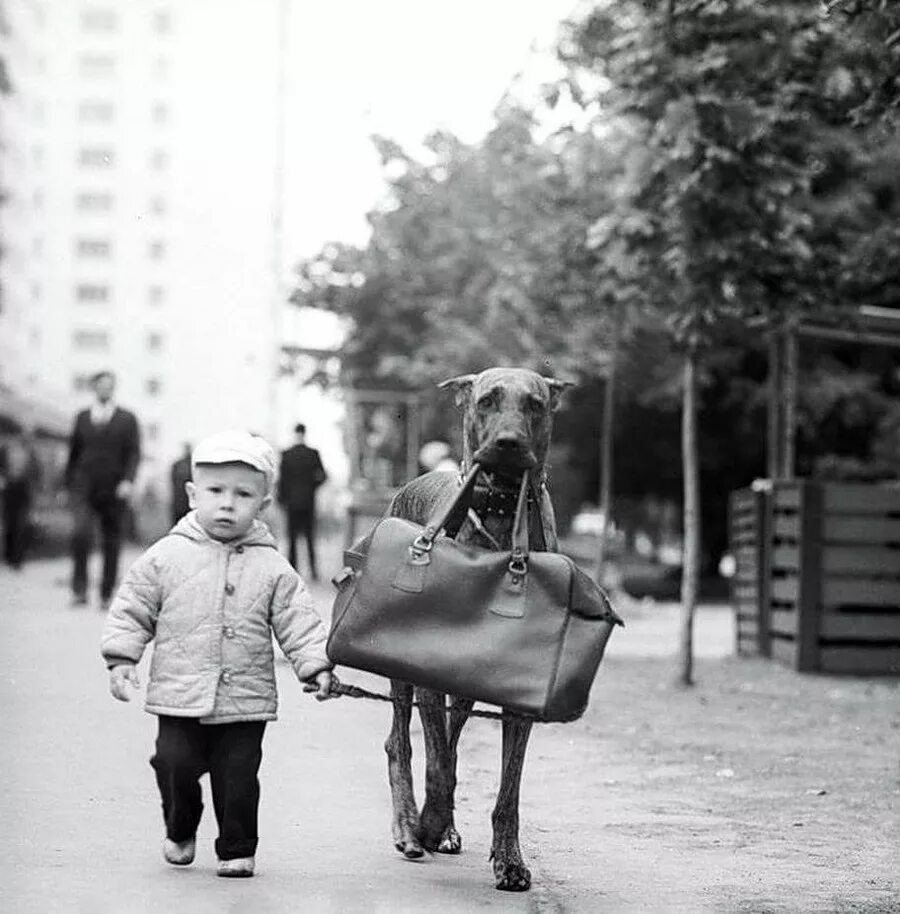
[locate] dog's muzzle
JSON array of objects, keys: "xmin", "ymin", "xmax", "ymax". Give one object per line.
[{"xmin": 473, "ymin": 437, "xmax": 537, "ymax": 471}]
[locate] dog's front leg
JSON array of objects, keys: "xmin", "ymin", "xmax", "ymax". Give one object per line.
[
  {"xmin": 385, "ymin": 679, "xmax": 423, "ymax": 858},
  {"xmin": 434, "ymin": 695, "xmax": 474, "ymax": 854},
  {"xmin": 415, "ymin": 687, "xmax": 456, "ymax": 852},
  {"xmin": 490, "ymin": 717, "xmax": 533, "ymax": 891}
]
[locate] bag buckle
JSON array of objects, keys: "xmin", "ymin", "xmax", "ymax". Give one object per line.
[
  {"xmin": 408, "ymin": 532, "xmax": 434, "ymax": 565},
  {"xmin": 507, "ymin": 551, "xmax": 528, "ymax": 582}
]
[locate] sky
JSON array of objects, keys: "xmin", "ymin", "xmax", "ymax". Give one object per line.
[{"xmin": 281, "ymin": 1, "xmax": 578, "ymax": 262}]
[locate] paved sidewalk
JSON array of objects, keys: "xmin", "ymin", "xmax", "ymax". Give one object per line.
[{"xmin": 0, "ymin": 556, "xmax": 545, "ymax": 913}]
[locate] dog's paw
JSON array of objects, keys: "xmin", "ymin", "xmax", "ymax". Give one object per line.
[
  {"xmin": 437, "ymin": 824, "xmax": 462, "ymax": 855},
  {"xmin": 394, "ymin": 837, "xmax": 425, "ymax": 859},
  {"xmin": 393, "ymin": 822, "xmax": 425, "ymax": 859},
  {"xmin": 416, "ymin": 802, "xmax": 451, "ymax": 853},
  {"xmin": 493, "ymin": 859, "xmax": 532, "ymax": 892}
]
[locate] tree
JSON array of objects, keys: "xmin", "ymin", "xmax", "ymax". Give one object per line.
[{"xmin": 560, "ymin": 0, "xmax": 877, "ymax": 683}]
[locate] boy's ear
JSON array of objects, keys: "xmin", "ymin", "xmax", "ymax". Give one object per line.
[
  {"xmin": 185, "ymin": 481, "xmax": 196, "ymax": 508},
  {"xmin": 259, "ymin": 494, "xmax": 273, "ymax": 514}
]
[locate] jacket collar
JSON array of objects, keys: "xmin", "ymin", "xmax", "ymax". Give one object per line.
[{"xmin": 170, "ymin": 510, "xmax": 277, "ymax": 548}]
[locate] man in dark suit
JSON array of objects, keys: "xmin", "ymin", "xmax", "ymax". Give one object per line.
[
  {"xmin": 65, "ymin": 370, "xmax": 141, "ymax": 608},
  {"xmin": 278, "ymin": 423, "xmax": 327, "ymax": 581}
]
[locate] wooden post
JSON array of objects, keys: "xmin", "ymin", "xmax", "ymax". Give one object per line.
[
  {"xmin": 795, "ymin": 480, "xmax": 822, "ymax": 672},
  {"xmin": 597, "ymin": 328, "xmax": 618, "ymax": 569},
  {"xmin": 758, "ymin": 485, "xmax": 772, "ymax": 658},
  {"xmin": 766, "ymin": 330, "xmax": 782, "ymax": 480},
  {"xmin": 781, "ymin": 322, "xmax": 799, "ymax": 480}
]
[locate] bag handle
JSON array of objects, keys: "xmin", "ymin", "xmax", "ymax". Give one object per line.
[
  {"xmin": 410, "ymin": 463, "xmax": 482, "ymax": 559},
  {"xmin": 507, "ymin": 470, "xmax": 531, "ymax": 577}
]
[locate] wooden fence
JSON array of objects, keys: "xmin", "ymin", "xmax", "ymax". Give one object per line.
[
  {"xmin": 728, "ymin": 487, "xmax": 770, "ymax": 657},
  {"xmin": 730, "ymin": 481, "xmax": 900, "ymax": 675}
]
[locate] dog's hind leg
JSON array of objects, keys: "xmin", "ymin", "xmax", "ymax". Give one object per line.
[
  {"xmin": 436, "ymin": 695, "xmax": 473, "ymax": 854},
  {"xmin": 490, "ymin": 717, "xmax": 533, "ymax": 891},
  {"xmin": 385, "ymin": 679, "xmax": 423, "ymax": 859},
  {"xmin": 415, "ymin": 687, "xmax": 457, "ymax": 852}
]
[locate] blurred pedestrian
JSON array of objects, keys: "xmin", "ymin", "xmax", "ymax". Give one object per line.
[
  {"xmin": 169, "ymin": 442, "xmax": 192, "ymax": 524},
  {"xmin": 277, "ymin": 423, "xmax": 327, "ymax": 581},
  {"xmin": 101, "ymin": 430, "xmax": 335, "ymax": 878},
  {"xmin": 65, "ymin": 370, "xmax": 141, "ymax": 609},
  {"xmin": 418, "ymin": 439, "xmax": 459, "ymax": 474},
  {"xmin": 0, "ymin": 430, "xmax": 40, "ymax": 569}
]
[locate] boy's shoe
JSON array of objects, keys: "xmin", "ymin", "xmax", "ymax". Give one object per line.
[
  {"xmin": 217, "ymin": 856, "xmax": 255, "ymax": 878},
  {"xmin": 163, "ymin": 837, "xmax": 196, "ymax": 866}
]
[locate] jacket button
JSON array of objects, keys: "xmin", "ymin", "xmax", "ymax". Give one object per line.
[
  {"xmin": 225, "ymin": 583, "xmax": 235, "ymax": 595},
  {"xmin": 223, "ymin": 625, "xmax": 235, "ymax": 638},
  {"xmin": 221, "ymin": 670, "xmax": 231, "ymax": 683},
  {"xmin": 235, "ymin": 546, "xmax": 244, "ymax": 554}
]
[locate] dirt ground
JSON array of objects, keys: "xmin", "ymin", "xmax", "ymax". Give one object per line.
[{"xmin": 508, "ymin": 593, "xmax": 900, "ymax": 914}]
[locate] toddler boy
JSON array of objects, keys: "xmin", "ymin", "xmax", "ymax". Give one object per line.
[{"xmin": 101, "ymin": 430, "xmax": 335, "ymax": 878}]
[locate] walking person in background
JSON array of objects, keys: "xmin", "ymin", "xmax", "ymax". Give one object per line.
[
  {"xmin": 278, "ymin": 423, "xmax": 327, "ymax": 581},
  {"xmin": 0, "ymin": 429, "xmax": 40, "ymax": 569},
  {"xmin": 101, "ymin": 430, "xmax": 335, "ymax": 878},
  {"xmin": 65, "ymin": 370, "xmax": 140, "ymax": 609},
  {"xmin": 169, "ymin": 442, "xmax": 192, "ymax": 525}
]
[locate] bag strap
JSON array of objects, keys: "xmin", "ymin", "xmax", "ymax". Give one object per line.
[
  {"xmin": 411, "ymin": 463, "xmax": 482, "ymax": 556},
  {"xmin": 508, "ymin": 470, "xmax": 531, "ymax": 574}
]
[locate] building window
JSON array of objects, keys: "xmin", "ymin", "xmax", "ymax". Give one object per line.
[
  {"xmin": 76, "ymin": 191, "xmax": 114, "ymax": 212},
  {"xmin": 78, "ymin": 54, "xmax": 116, "ymax": 78},
  {"xmin": 80, "ymin": 8, "xmax": 117, "ymax": 31},
  {"xmin": 73, "ymin": 328, "xmax": 110, "ymax": 350},
  {"xmin": 146, "ymin": 331, "xmax": 164, "ymax": 351},
  {"xmin": 151, "ymin": 102, "xmax": 169, "ymax": 125},
  {"xmin": 33, "ymin": 190, "xmax": 45, "ymax": 210},
  {"xmin": 149, "ymin": 195, "xmax": 166, "ymax": 215},
  {"xmin": 31, "ymin": 145, "xmax": 44, "ymax": 165},
  {"xmin": 145, "ymin": 377, "xmax": 161, "ymax": 395},
  {"xmin": 72, "ymin": 373, "xmax": 94, "ymax": 392},
  {"xmin": 145, "ymin": 422, "xmax": 160, "ymax": 441},
  {"xmin": 148, "ymin": 241, "xmax": 166, "ymax": 260},
  {"xmin": 76, "ymin": 238, "xmax": 112, "ymax": 258},
  {"xmin": 78, "ymin": 147, "xmax": 114, "ymax": 168},
  {"xmin": 153, "ymin": 10, "xmax": 172, "ymax": 34},
  {"xmin": 31, "ymin": 282, "xmax": 41, "ymax": 301},
  {"xmin": 32, "ymin": 237, "xmax": 44, "ymax": 257},
  {"xmin": 148, "ymin": 285, "xmax": 165, "ymax": 305},
  {"xmin": 78, "ymin": 100, "xmax": 115, "ymax": 123},
  {"xmin": 150, "ymin": 148, "xmax": 168, "ymax": 170},
  {"xmin": 75, "ymin": 283, "xmax": 110, "ymax": 303}
]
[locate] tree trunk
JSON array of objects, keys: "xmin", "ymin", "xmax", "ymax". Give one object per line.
[
  {"xmin": 596, "ymin": 324, "xmax": 619, "ymax": 571},
  {"xmin": 781, "ymin": 322, "xmax": 799, "ymax": 480},
  {"xmin": 678, "ymin": 344, "xmax": 700, "ymax": 686}
]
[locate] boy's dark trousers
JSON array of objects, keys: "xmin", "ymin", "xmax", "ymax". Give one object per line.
[{"xmin": 150, "ymin": 715, "xmax": 266, "ymax": 860}]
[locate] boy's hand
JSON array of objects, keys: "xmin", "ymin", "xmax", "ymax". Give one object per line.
[
  {"xmin": 302, "ymin": 670, "xmax": 338, "ymax": 701},
  {"xmin": 109, "ymin": 664, "xmax": 140, "ymax": 701}
]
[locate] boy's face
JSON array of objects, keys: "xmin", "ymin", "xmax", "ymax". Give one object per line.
[{"xmin": 187, "ymin": 462, "xmax": 270, "ymax": 541}]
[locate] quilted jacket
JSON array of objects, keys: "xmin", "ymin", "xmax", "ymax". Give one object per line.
[{"xmin": 100, "ymin": 511, "xmax": 332, "ymax": 723}]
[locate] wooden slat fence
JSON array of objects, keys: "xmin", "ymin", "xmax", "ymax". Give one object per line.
[
  {"xmin": 731, "ymin": 480, "xmax": 900, "ymax": 675},
  {"xmin": 728, "ymin": 487, "xmax": 770, "ymax": 657}
]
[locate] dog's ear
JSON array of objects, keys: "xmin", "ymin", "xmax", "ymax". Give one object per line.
[
  {"xmin": 544, "ymin": 378, "xmax": 575, "ymax": 412},
  {"xmin": 438, "ymin": 374, "xmax": 476, "ymax": 408}
]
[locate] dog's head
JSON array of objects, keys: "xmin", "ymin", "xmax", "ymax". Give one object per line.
[{"xmin": 439, "ymin": 367, "xmax": 573, "ymax": 474}]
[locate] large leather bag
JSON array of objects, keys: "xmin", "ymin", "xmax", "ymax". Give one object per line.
[{"xmin": 328, "ymin": 466, "xmax": 623, "ymax": 723}]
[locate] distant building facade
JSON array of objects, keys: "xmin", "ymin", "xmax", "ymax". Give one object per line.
[{"xmin": 0, "ymin": 0, "xmax": 283, "ymax": 479}]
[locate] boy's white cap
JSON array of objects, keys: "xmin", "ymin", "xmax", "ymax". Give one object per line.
[{"xmin": 191, "ymin": 430, "xmax": 277, "ymax": 493}]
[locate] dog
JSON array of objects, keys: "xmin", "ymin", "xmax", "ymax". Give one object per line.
[{"xmin": 382, "ymin": 367, "xmax": 573, "ymax": 891}]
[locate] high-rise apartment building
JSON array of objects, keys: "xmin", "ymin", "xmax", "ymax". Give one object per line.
[{"xmin": 0, "ymin": 0, "xmax": 283, "ymax": 482}]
